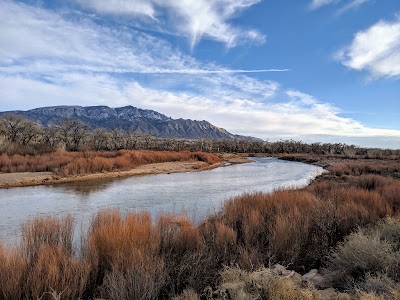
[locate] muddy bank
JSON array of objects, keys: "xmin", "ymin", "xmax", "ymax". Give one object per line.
[{"xmin": 0, "ymin": 161, "xmax": 223, "ymax": 189}]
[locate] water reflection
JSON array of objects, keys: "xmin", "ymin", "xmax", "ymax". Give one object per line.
[
  {"xmin": 52, "ymin": 179, "xmax": 117, "ymax": 197},
  {"xmin": 0, "ymin": 158, "xmax": 324, "ymax": 244}
]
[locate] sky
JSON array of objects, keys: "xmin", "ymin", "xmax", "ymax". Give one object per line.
[{"xmin": 0, "ymin": 0, "xmax": 400, "ymax": 148}]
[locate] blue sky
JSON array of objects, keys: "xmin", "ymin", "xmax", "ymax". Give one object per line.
[{"xmin": 1, "ymin": 0, "xmax": 400, "ymax": 148}]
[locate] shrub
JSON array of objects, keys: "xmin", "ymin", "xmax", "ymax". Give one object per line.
[
  {"xmin": 355, "ymin": 273, "xmax": 399, "ymax": 297},
  {"xmin": 21, "ymin": 214, "xmax": 74, "ymax": 261},
  {"xmin": 86, "ymin": 210, "xmax": 166, "ymax": 300},
  {"xmin": 324, "ymin": 225, "xmax": 400, "ymax": 292},
  {"xmin": 0, "ymin": 150, "xmax": 220, "ymax": 176},
  {"xmin": 24, "ymin": 244, "xmax": 90, "ymax": 300},
  {"xmin": 0, "ymin": 245, "xmax": 27, "ymax": 300}
]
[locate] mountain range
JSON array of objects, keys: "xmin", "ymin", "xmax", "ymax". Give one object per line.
[{"xmin": 0, "ymin": 105, "xmax": 257, "ymax": 140}]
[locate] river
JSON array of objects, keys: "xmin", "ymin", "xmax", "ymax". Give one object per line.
[{"xmin": 0, "ymin": 157, "xmax": 324, "ymax": 244}]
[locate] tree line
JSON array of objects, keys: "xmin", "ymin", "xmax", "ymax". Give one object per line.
[{"xmin": 0, "ymin": 113, "xmax": 398, "ymax": 156}]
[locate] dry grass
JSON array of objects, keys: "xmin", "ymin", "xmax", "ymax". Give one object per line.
[
  {"xmin": 206, "ymin": 184, "xmax": 394, "ymax": 271},
  {"xmin": 21, "ymin": 214, "xmax": 74, "ymax": 261},
  {"xmin": 86, "ymin": 210, "xmax": 166, "ymax": 300},
  {"xmin": 0, "ymin": 215, "xmax": 89, "ymax": 300},
  {"xmin": 0, "ymin": 245, "xmax": 27, "ymax": 300},
  {"xmin": 325, "ymin": 232, "xmax": 399, "ymax": 290},
  {"xmin": 324, "ymin": 217, "xmax": 400, "ymax": 296},
  {"xmin": 217, "ymin": 266, "xmax": 322, "ymax": 300},
  {"xmin": 330, "ymin": 161, "xmax": 400, "ymax": 178},
  {"xmin": 0, "ymin": 162, "xmax": 400, "ymax": 298},
  {"xmin": 0, "ymin": 150, "xmax": 220, "ymax": 176},
  {"xmin": 25, "ymin": 244, "xmax": 90, "ymax": 299}
]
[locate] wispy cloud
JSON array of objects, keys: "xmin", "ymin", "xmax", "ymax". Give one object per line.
[
  {"xmin": 75, "ymin": 0, "xmax": 266, "ymax": 49},
  {"xmin": 336, "ymin": 17, "xmax": 400, "ymax": 78},
  {"xmin": 0, "ymin": 1, "xmax": 273, "ymax": 76},
  {"xmin": 77, "ymin": 0, "xmax": 157, "ymax": 19},
  {"xmin": 310, "ymin": 0, "xmax": 337, "ymax": 10},
  {"xmin": 337, "ymin": 0, "xmax": 369, "ymax": 14},
  {"xmin": 1, "ymin": 0, "xmax": 399, "ymax": 148},
  {"xmin": 310, "ymin": 0, "xmax": 370, "ymax": 12}
]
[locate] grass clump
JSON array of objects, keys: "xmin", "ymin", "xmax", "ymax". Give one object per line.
[{"xmin": 324, "ymin": 217, "xmax": 400, "ymax": 296}]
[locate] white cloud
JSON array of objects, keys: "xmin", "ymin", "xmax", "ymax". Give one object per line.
[
  {"xmin": 2, "ymin": 71, "xmax": 400, "ymax": 147},
  {"xmin": 76, "ymin": 0, "xmax": 266, "ymax": 48},
  {"xmin": 0, "ymin": 1, "xmax": 399, "ymax": 148},
  {"xmin": 310, "ymin": 0, "xmax": 337, "ymax": 10},
  {"xmin": 337, "ymin": 0, "xmax": 369, "ymax": 14},
  {"xmin": 0, "ymin": 1, "xmax": 276, "ymax": 75},
  {"xmin": 337, "ymin": 18, "xmax": 400, "ymax": 78},
  {"xmin": 80, "ymin": 0, "xmax": 156, "ymax": 19},
  {"xmin": 310, "ymin": 0, "xmax": 369, "ymax": 12}
]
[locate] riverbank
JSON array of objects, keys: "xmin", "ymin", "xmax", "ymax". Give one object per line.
[
  {"xmin": 0, "ymin": 152, "xmax": 253, "ymax": 188},
  {"xmin": 276, "ymin": 152, "xmax": 400, "ymax": 179},
  {"xmin": 0, "ymin": 161, "xmax": 224, "ymax": 188},
  {"xmin": 0, "ymin": 153, "xmax": 399, "ymax": 299}
]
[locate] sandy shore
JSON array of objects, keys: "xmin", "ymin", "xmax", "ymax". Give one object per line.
[
  {"xmin": 0, "ymin": 161, "xmax": 224, "ymax": 189},
  {"xmin": 0, "ymin": 153, "xmax": 255, "ymax": 189}
]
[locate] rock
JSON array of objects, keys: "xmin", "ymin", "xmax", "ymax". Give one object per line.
[
  {"xmin": 316, "ymin": 288, "xmax": 337, "ymax": 300},
  {"xmin": 286, "ymin": 270, "xmax": 303, "ymax": 285},
  {"xmin": 302, "ymin": 269, "xmax": 327, "ymax": 288},
  {"xmin": 272, "ymin": 264, "xmax": 291, "ymax": 276},
  {"xmin": 270, "ymin": 265, "xmax": 302, "ymax": 285}
]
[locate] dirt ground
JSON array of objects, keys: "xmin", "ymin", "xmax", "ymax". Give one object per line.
[
  {"xmin": 0, "ymin": 153, "xmax": 256, "ymax": 189},
  {"xmin": 0, "ymin": 161, "xmax": 223, "ymax": 188}
]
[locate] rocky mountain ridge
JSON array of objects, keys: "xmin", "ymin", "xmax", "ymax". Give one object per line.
[{"xmin": 0, "ymin": 105, "xmax": 257, "ymax": 140}]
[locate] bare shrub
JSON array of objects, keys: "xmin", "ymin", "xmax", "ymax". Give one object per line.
[
  {"xmin": 86, "ymin": 209, "xmax": 166, "ymax": 300},
  {"xmin": 356, "ymin": 273, "xmax": 399, "ymax": 297},
  {"xmin": 369, "ymin": 217, "xmax": 400, "ymax": 251},
  {"xmin": 25, "ymin": 245, "xmax": 90, "ymax": 300},
  {"xmin": 21, "ymin": 214, "xmax": 74, "ymax": 260},
  {"xmin": 173, "ymin": 289, "xmax": 200, "ymax": 300},
  {"xmin": 157, "ymin": 214, "xmax": 217, "ymax": 297},
  {"xmin": 0, "ymin": 244, "xmax": 27, "ymax": 300},
  {"xmin": 0, "ymin": 150, "xmax": 220, "ymax": 175},
  {"xmin": 324, "ymin": 230, "xmax": 400, "ymax": 291},
  {"xmin": 100, "ymin": 257, "xmax": 166, "ymax": 300}
]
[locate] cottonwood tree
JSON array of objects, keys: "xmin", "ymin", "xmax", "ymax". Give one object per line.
[
  {"xmin": 88, "ymin": 129, "xmax": 111, "ymax": 151},
  {"xmin": 56, "ymin": 118, "xmax": 87, "ymax": 151},
  {"xmin": 143, "ymin": 133, "xmax": 155, "ymax": 150},
  {"xmin": 0, "ymin": 114, "xmax": 40, "ymax": 145},
  {"xmin": 41, "ymin": 125, "xmax": 60, "ymax": 148},
  {"xmin": 19, "ymin": 122, "xmax": 41, "ymax": 146}
]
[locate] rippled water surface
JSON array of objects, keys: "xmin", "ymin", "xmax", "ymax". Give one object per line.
[{"xmin": 0, "ymin": 158, "xmax": 324, "ymax": 243}]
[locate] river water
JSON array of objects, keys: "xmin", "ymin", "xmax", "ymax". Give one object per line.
[{"xmin": 0, "ymin": 157, "xmax": 324, "ymax": 244}]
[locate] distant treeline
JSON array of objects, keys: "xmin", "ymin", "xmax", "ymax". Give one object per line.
[{"xmin": 0, "ymin": 113, "xmax": 398, "ymax": 156}]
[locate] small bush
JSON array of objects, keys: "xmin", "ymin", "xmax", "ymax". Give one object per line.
[
  {"xmin": 325, "ymin": 219, "xmax": 400, "ymax": 292},
  {"xmin": 86, "ymin": 210, "xmax": 166, "ymax": 300},
  {"xmin": 356, "ymin": 273, "xmax": 399, "ymax": 297},
  {"xmin": 21, "ymin": 214, "xmax": 74, "ymax": 261}
]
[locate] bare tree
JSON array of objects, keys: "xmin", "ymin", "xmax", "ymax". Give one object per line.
[
  {"xmin": 88, "ymin": 129, "xmax": 111, "ymax": 151},
  {"xmin": 41, "ymin": 126, "xmax": 60, "ymax": 148},
  {"xmin": 143, "ymin": 133, "xmax": 155, "ymax": 150},
  {"xmin": 56, "ymin": 118, "xmax": 87, "ymax": 151},
  {"xmin": 19, "ymin": 122, "xmax": 41, "ymax": 146},
  {"xmin": 0, "ymin": 114, "xmax": 40, "ymax": 145}
]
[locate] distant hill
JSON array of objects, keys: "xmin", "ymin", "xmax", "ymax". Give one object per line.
[{"xmin": 0, "ymin": 105, "xmax": 259, "ymax": 141}]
